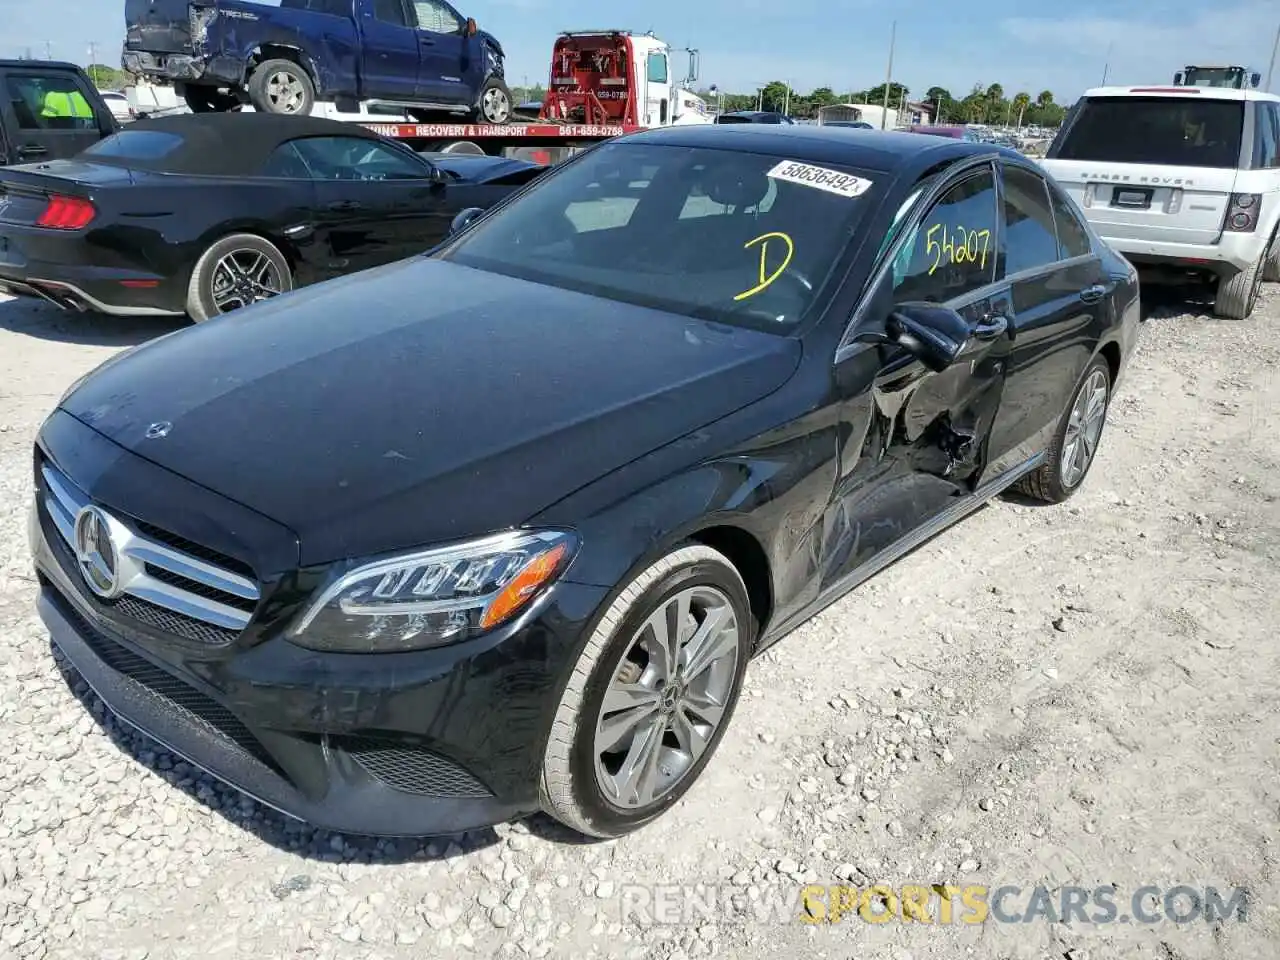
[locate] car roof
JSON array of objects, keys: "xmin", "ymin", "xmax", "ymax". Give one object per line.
[
  {"xmin": 0, "ymin": 59, "xmax": 85, "ymax": 71},
  {"xmin": 88, "ymin": 111, "xmax": 392, "ymax": 176},
  {"xmin": 622, "ymin": 123, "xmax": 1009, "ymax": 173},
  {"xmin": 1081, "ymin": 84, "xmax": 1280, "ymax": 102}
]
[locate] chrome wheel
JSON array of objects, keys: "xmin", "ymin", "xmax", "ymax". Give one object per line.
[
  {"xmin": 210, "ymin": 249, "xmax": 285, "ymax": 313},
  {"xmin": 1061, "ymin": 368, "xmax": 1108, "ymax": 489},
  {"xmin": 593, "ymin": 586, "xmax": 741, "ymax": 809},
  {"xmin": 265, "ymin": 71, "xmax": 306, "ymax": 113},
  {"xmin": 482, "ymin": 87, "xmax": 510, "ymax": 123}
]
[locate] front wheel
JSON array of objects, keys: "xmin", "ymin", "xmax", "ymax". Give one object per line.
[
  {"xmin": 540, "ymin": 544, "xmax": 754, "ymax": 839},
  {"xmin": 1015, "ymin": 356, "xmax": 1112, "ymax": 504},
  {"xmin": 178, "ymin": 84, "xmax": 240, "ymax": 113},
  {"xmin": 185, "ymin": 233, "xmax": 293, "ymax": 323},
  {"xmin": 474, "ymin": 76, "xmax": 512, "ymax": 125}
]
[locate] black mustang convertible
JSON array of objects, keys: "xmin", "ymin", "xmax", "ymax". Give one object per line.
[
  {"xmin": 30, "ymin": 124, "xmax": 1140, "ymax": 839},
  {"xmin": 0, "ymin": 112, "xmax": 544, "ymax": 321}
]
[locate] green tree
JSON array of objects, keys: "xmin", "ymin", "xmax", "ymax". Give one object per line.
[
  {"xmin": 1012, "ymin": 91, "xmax": 1031, "ymax": 127},
  {"xmin": 759, "ymin": 80, "xmax": 790, "ymax": 112},
  {"xmin": 86, "ymin": 63, "xmax": 126, "ymax": 89},
  {"xmin": 924, "ymin": 85, "xmax": 955, "ymax": 123},
  {"xmin": 808, "ymin": 86, "xmax": 837, "ymax": 107},
  {"xmin": 862, "ymin": 82, "xmax": 909, "ymax": 108},
  {"xmin": 1036, "ymin": 89, "xmax": 1055, "ymax": 108}
]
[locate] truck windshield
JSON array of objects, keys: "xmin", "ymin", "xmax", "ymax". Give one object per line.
[
  {"xmin": 1053, "ymin": 96, "xmax": 1244, "ymax": 168},
  {"xmin": 439, "ymin": 142, "xmax": 880, "ymax": 333}
]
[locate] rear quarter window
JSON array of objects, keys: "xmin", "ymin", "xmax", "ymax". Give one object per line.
[
  {"xmin": 1055, "ymin": 96, "xmax": 1244, "ymax": 169},
  {"xmin": 82, "ymin": 129, "xmax": 184, "ymax": 160}
]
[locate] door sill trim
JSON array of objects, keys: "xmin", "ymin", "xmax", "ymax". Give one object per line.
[{"xmin": 759, "ymin": 452, "xmax": 1045, "ymax": 648}]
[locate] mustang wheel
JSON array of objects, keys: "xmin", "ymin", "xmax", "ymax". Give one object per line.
[
  {"xmin": 541, "ymin": 544, "xmax": 754, "ymax": 838},
  {"xmin": 1016, "ymin": 356, "xmax": 1111, "ymax": 503},
  {"xmin": 186, "ymin": 234, "xmax": 293, "ymax": 323}
]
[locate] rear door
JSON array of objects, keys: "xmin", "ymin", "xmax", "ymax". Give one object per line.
[
  {"xmin": 409, "ymin": 0, "xmax": 469, "ymax": 104},
  {"xmin": 984, "ymin": 161, "xmax": 1111, "ymax": 477},
  {"xmin": 1043, "ymin": 93, "xmax": 1244, "ymax": 246},
  {"xmin": 288, "ymin": 135, "xmax": 452, "ymax": 273},
  {"xmin": 360, "ymin": 0, "xmax": 421, "ymax": 100},
  {"xmin": 0, "ymin": 66, "xmax": 113, "ymax": 164}
]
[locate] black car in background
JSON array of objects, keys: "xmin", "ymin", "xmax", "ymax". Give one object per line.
[
  {"xmin": 30, "ymin": 124, "xmax": 1140, "ymax": 840},
  {"xmin": 0, "ymin": 112, "xmax": 543, "ymax": 321},
  {"xmin": 0, "ymin": 60, "xmax": 118, "ymax": 165},
  {"xmin": 715, "ymin": 110, "xmax": 795, "ymax": 124}
]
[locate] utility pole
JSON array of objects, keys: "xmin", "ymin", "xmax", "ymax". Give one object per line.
[
  {"xmin": 880, "ymin": 20, "xmax": 896, "ymax": 129},
  {"xmin": 88, "ymin": 41, "xmax": 99, "ymax": 86},
  {"xmin": 1267, "ymin": 21, "xmax": 1280, "ymax": 91},
  {"xmin": 45, "ymin": 40, "xmax": 53, "ymax": 60},
  {"xmin": 1101, "ymin": 42, "xmax": 1112, "ymax": 85}
]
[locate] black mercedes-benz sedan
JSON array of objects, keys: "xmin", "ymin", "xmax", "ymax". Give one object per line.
[{"xmin": 30, "ymin": 123, "xmax": 1140, "ymax": 840}]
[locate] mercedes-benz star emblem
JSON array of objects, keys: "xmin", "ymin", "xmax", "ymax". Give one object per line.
[
  {"xmin": 73, "ymin": 506, "xmax": 123, "ymax": 599},
  {"xmin": 145, "ymin": 421, "xmax": 172, "ymax": 439}
]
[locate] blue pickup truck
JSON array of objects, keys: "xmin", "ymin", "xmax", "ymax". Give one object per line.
[{"xmin": 122, "ymin": 0, "xmax": 512, "ymax": 123}]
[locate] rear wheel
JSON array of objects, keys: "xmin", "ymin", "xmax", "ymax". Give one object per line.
[
  {"xmin": 179, "ymin": 84, "xmax": 240, "ymax": 113},
  {"xmin": 1015, "ymin": 356, "xmax": 1111, "ymax": 504},
  {"xmin": 540, "ymin": 544, "xmax": 753, "ymax": 839},
  {"xmin": 247, "ymin": 59, "xmax": 315, "ymax": 115},
  {"xmin": 185, "ymin": 234, "xmax": 292, "ymax": 323},
  {"xmin": 1214, "ymin": 252, "xmax": 1265, "ymax": 320},
  {"xmin": 1262, "ymin": 229, "xmax": 1280, "ymax": 282}
]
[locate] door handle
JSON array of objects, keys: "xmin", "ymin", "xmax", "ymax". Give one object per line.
[
  {"xmin": 1079, "ymin": 284, "xmax": 1106, "ymax": 304},
  {"xmin": 16, "ymin": 144, "xmax": 47, "ymax": 158},
  {"xmin": 970, "ymin": 313, "xmax": 1008, "ymax": 341},
  {"xmin": 327, "ymin": 200, "xmax": 362, "ymax": 212},
  {"xmin": 419, "ymin": 37, "xmax": 436, "ymax": 46}
]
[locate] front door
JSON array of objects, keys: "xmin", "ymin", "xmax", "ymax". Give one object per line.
[
  {"xmin": 984, "ymin": 162, "xmax": 1114, "ymax": 477},
  {"xmin": 0, "ymin": 66, "xmax": 113, "ymax": 164},
  {"xmin": 643, "ymin": 51, "xmax": 671, "ymax": 127},
  {"xmin": 360, "ymin": 0, "xmax": 420, "ymax": 101},
  {"xmin": 410, "ymin": 0, "xmax": 469, "ymax": 105},
  {"xmin": 821, "ymin": 161, "xmax": 1010, "ymax": 589}
]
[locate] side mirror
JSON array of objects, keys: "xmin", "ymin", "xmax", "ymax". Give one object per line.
[
  {"xmin": 1252, "ymin": 72, "xmax": 1262, "ymax": 88},
  {"xmin": 858, "ymin": 303, "xmax": 969, "ymax": 372},
  {"xmin": 465, "ymin": 17, "xmax": 478, "ymax": 36},
  {"xmin": 450, "ymin": 206, "xmax": 485, "ymax": 235},
  {"xmin": 1172, "ymin": 72, "xmax": 1183, "ymax": 85}
]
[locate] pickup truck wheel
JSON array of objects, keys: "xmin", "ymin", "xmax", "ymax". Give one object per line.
[
  {"xmin": 247, "ymin": 59, "xmax": 315, "ymax": 115},
  {"xmin": 1214, "ymin": 252, "xmax": 1265, "ymax": 320},
  {"xmin": 179, "ymin": 85, "xmax": 240, "ymax": 113},
  {"xmin": 475, "ymin": 77, "xmax": 512, "ymax": 125},
  {"xmin": 186, "ymin": 234, "xmax": 293, "ymax": 323}
]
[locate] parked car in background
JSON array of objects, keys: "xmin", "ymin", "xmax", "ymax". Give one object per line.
[
  {"xmin": 904, "ymin": 125, "xmax": 981, "ymax": 141},
  {"xmin": 98, "ymin": 90, "xmax": 136, "ymax": 123},
  {"xmin": 122, "ymin": 0, "xmax": 512, "ymax": 123},
  {"xmin": 29, "ymin": 124, "xmax": 1139, "ymax": 840},
  {"xmin": 0, "ymin": 112, "xmax": 540, "ymax": 321},
  {"xmin": 1041, "ymin": 84, "xmax": 1280, "ymax": 319},
  {"xmin": 0, "ymin": 60, "xmax": 117, "ymax": 165},
  {"xmin": 714, "ymin": 111, "xmax": 795, "ymax": 124},
  {"xmin": 823, "ymin": 120, "xmax": 874, "ymax": 129}
]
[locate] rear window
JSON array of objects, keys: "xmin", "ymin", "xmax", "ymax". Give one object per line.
[
  {"xmin": 1054, "ymin": 96, "xmax": 1244, "ymax": 169},
  {"xmin": 82, "ymin": 129, "xmax": 184, "ymax": 160}
]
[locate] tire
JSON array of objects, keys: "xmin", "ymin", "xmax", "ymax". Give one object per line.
[
  {"xmin": 178, "ymin": 84, "xmax": 240, "ymax": 113},
  {"xmin": 1015, "ymin": 356, "xmax": 1112, "ymax": 504},
  {"xmin": 474, "ymin": 76, "xmax": 513, "ymax": 125},
  {"xmin": 1263, "ymin": 229, "xmax": 1280, "ymax": 283},
  {"xmin": 247, "ymin": 59, "xmax": 315, "ymax": 115},
  {"xmin": 1213, "ymin": 252, "xmax": 1265, "ymax": 320},
  {"xmin": 185, "ymin": 234, "xmax": 293, "ymax": 323},
  {"xmin": 540, "ymin": 544, "xmax": 754, "ymax": 839}
]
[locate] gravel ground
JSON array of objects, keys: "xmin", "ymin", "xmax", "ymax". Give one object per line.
[{"xmin": 1, "ymin": 288, "xmax": 1278, "ymax": 960}]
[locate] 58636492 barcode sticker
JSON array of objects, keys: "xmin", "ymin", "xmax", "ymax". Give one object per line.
[{"xmin": 766, "ymin": 160, "xmax": 873, "ymax": 198}]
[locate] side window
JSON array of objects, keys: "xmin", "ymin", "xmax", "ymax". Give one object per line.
[
  {"xmin": 5, "ymin": 74, "xmax": 98, "ymax": 131},
  {"xmin": 647, "ymin": 53, "xmax": 668, "ymax": 84},
  {"xmin": 372, "ymin": 0, "xmax": 408, "ymax": 26},
  {"xmin": 289, "ymin": 136, "xmax": 430, "ymax": 180},
  {"xmin": 891, "ymin": 167, "xmax": 998, "ymax": 303},
  {"xmin": 413, "ymin": 1, "xmax": 460, "ymax": 33},
  {"xmin": 262, "ymin": 141, "xmax": 312, "ymax": 178},
  {"xmin": 1254, "ymin": 103, "xmax": 1280, "ymax": 169},
  {"xmin": 1000, "ymin": 166, "xmax": 1060, "ymax": 276},
  {"xmin": 1048, "ymin": 186, "xmax": 1091, "ymax": 259}
]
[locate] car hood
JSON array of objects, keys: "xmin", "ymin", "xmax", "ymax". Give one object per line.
[{"xmin": 62, "ymin": 258, "xmax": 801, "ymax": 565}]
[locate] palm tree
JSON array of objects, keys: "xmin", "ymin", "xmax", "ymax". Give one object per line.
[
  {"xmin": 1013, "ymin": 92, "xmax": 1031, "ymax": 128},
  {"xmin": 1036, "ymin": 90, "xmax": 1054, "ymax": 109}
]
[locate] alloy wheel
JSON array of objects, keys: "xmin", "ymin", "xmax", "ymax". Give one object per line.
[
  {"xmin": 593, "ymin": 586, "xmax": 741, "ymax": 809},
  {"xmin": 482, "ymin": 87, "xmax": 510, "ymax": 124},
  {"xmin": 210, "ymin": 249, "xmax": 285, "ymax": 313},
  {"xmin": 1060, "ymin": 368, "xmax": 1108, "ymax": 489},
  {"xmin": 266, "ymin": 72, "xmax": 306, "ymax": 113}
]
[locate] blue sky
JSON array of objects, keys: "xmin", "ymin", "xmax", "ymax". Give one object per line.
[{"xmin": 2, "ymin": 0, "xmax": 1277, "ymax": 103}]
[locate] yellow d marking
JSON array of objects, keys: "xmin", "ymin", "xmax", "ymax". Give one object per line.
[{"xmin": 733, "ymin": 231, "xmax": 795, "ymax": 301}]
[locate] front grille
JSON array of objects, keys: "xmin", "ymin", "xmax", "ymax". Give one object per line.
[
  {"xmin": 338, "ymin": 736, "xmax": 492, "ymax": 799},
  {"xmin": 48, "ymin": 584, "xmax": 279, "ymax": 773},
  {"xmin": 39, "ymin": 461, "xmax": 260, "ymax": 642}
]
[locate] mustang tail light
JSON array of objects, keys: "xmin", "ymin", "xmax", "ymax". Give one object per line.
[
  {"xmin": 36, "ymin": 195, "xmax": 96, "ymax": 230},
  {"xmin": 1224, "ymin": 193, "xmax": 1260, "ymax": 232}
]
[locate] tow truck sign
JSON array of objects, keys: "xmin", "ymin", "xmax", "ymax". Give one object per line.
[{"xmin": 767, "ymin": 160, "xmax": 873, "ymax": 198}]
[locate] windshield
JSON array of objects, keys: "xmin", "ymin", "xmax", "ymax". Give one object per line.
[
  {"xmin": 439, "ymin": 142, "xmax": 880, "ymax": 333},
  {"xmin": 1054, "ymin": 96, "xmax": 1244, "ymax": 168}
]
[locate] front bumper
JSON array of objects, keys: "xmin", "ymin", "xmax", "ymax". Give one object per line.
[{"xmin": 30, "ymin": 416, "xmax": 610, "ymax": 836}]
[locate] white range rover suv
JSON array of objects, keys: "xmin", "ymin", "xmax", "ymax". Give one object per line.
[{"xmin": 1041, "ymin": 84, "xmax": 1280, "ymax": 319}]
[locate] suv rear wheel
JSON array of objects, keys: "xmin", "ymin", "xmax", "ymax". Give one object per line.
[{"xmin": 1214, "ymin": 251, "xmax": 1265, "ymax": 320}]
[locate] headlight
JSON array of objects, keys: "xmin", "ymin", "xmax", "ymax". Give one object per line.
[{"xmin": 287, "ymin": 529, "xmax": 577, "ymax": 653}]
